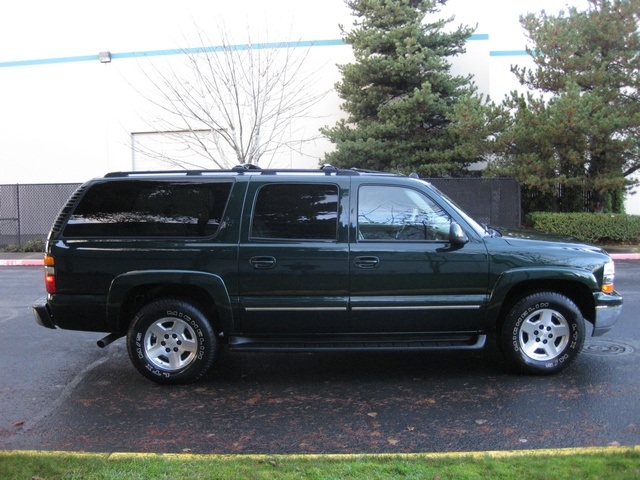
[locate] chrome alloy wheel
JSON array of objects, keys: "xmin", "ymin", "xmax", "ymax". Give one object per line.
[
  {"xmin": 518, "ymin": 308, "xmax": 571, "ymax": 362},
  {"xmin": 143, "ymin": 317, "xmax": 199, "ymax": 371}
]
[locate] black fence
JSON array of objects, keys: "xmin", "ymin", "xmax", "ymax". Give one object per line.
[
  {"xmin": 429, "ymin": 177, "xmax": 521, "ymax": 228},
  {"xmin": 0, "ymin": 183, "xmax": 81, "ymax": 247},
  {"xmin": 0, "ymin": 178, "xmax": 520, "ymax": 247}
]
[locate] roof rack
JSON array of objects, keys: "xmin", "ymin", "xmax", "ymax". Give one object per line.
[{"xmin": 103, "ymin": 164, "xmax": 397, "ymax": 178}]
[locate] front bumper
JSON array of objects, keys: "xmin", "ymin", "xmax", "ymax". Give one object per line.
[{"xmin": 592, "ymin": 290, "xmax": 623, "ymax": 336}]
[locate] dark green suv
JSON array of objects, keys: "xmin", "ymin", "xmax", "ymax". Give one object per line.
[{"xmin": 33, "ymin": 165, "xmax": 623, "ymax": 384}]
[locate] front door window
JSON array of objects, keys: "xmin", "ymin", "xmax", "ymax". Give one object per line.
[{"xmin": 358, "ymin": 185, "xmax": 451, "ymax": 241}]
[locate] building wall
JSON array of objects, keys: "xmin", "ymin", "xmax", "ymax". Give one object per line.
[{"xmin": 1, "ymin": 0, "xmax": 637, "ymax": 213}]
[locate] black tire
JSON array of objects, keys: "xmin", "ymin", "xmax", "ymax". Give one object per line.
[
  {"xmin": 500, "ymin": 292, "xmax": 585, "ymax": 374},
  {"xmin": 126, "ymin": 298, "xmax": 217, "ymax": 385}
]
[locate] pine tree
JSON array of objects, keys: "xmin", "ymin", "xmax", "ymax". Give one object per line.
[
  {"xmin": 321, "ymin": 0, "xmax": 482, "ymax": 176},
  {"xmin": 493, "ymin": 0, "xmax": 640, "ymax": 213}
]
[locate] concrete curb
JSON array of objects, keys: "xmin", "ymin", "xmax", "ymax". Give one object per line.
[
  {"xmin": 2, "ymin": 444, "xmax": 639, "ymax": 460},
  {"xmin": 1, "ymin": 253, "xmax": 639, "ymax": 267}
]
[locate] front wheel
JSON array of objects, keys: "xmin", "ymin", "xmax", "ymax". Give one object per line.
[
  {"xmin": 500, "ymin": 292, "xmax": 585, "ymax": 374},
  {"xmin": 126, "ymin": 298, "xmax": 217, "ymax": 385}
]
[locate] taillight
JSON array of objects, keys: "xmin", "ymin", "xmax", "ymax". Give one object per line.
[
  {"xmin": 602, "ymin": 261, "xmax": 615, "ymax": 294},
  {"xmin": 44, "ymin": 254, "xmax": 56, "ymax": 294}
]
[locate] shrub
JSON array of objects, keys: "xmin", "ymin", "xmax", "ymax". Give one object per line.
[
  {"xmin": 527, "ymin": 212, "xmax": 640, "ymax": 244},
  {"xmin": 1, "ymin": 240, "xmax": 45, "ymax": 253}
]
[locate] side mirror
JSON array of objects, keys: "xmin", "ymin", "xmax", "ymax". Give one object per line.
[{"xmin": 449, "ymin": 222, "xmax": 469, "ymax": 246}]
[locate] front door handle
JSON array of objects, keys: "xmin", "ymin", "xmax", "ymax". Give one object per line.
[
  {"xmin": 354, "ymin": 256, "xmax": 380, "ymax": 269},
  {"xmin": 249, "ymin": 256, "xmax": 277, "ymax": 269}
]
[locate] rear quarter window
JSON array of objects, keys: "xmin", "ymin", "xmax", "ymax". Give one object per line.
[{"xmin": 63, "ymin": 180, "xmax": 232, "ymax": 237}]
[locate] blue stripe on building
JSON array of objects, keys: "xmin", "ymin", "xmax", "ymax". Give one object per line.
[
  {"xmin": 489, "ymin": 50, "xmax": 528, "ymax": 56},
  {"xmin": 0, "ymin": 34, "xmax": 528, "ymax": 68}
]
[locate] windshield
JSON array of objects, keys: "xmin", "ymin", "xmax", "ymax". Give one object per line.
[{"xmin": 419, "ymin": 180, "xmax": 487, "ymax": 237}]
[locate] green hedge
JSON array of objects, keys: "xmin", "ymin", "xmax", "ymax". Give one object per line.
[
  {"xmin": 0, "ymin": 240, "xmax": 45, "ymax": 252},
  {"xmin": 527, "ymin": 212, "xmax": 640, "ymax": 244}
]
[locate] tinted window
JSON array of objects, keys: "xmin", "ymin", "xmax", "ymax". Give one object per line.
[
  {"xmin": 64, "ymin": 180, "xmax": 232, "ymax": 237},
  {"xmin": 358, "ymin": 185, "xmax": 451, "ymax": 241},
  {"xmin": 251, "ymin": 183, "xmax": 339, "ymax": 240}
]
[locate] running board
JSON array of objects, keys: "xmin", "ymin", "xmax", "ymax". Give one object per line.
[{"xmin": 228, "ymin": 334, "xmax": 486, "ymax": 352}]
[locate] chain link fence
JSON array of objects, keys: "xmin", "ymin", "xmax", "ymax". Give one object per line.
[
  {"xmin": 429, "ymin": 177, "xmax": 521, "ymax": 228},
  {"xmin": 0, "ymin": 178, "xmax": 520, "ymax": 247},
  {"xmin": 0, "ymin": 183, "xmax": 81, "ymax": 247}
]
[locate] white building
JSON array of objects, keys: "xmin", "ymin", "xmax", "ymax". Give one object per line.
[{"xmin": 1, "ymin": 0, "xmax": 637, "ymax": 213}]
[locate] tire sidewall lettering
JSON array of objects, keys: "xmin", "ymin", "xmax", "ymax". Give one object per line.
[
  {"xmin": 144, "ymin": 363, "xmax": 171, "ymax": 378},
  {"xmin": 544, "ymin": 352, "xmax": 570, "ymax": 369},
  {"xmin": 135, "ymin": 332, "xmax": 144, "ymax": 360}
]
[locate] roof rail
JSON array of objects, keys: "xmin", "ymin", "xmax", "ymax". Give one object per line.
[
  {"xmin": 103, "ymin": 170, "xmax": 209, "ymax": 178},
  {"xmin": 349, "ymin": 167, "xmax": 387, "ymax": 174},
  {"xmin": 104, "ymin": 167, "xmax": 258, "ymax": 178},
  {"xmin": 102, "ymin": 164, "xmax": 396, "ymax": 178}
]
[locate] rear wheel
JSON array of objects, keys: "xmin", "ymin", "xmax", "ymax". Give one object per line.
[
  {"xmin": 500, "ymin": 292, "xmax": 585, "ymax": 374},
  {"xmin": 126, "ymin": 298, "xmax": 216, "ymax": 384}
]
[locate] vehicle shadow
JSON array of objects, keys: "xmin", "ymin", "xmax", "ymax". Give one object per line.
[{"xmin": 205, "ymin": 344, "xmax": 502, "ymax": 385}]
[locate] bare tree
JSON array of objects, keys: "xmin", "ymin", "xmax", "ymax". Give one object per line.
[{"xmin": 136, "ymin": 25, "xmax": 328, "ymax": 169}]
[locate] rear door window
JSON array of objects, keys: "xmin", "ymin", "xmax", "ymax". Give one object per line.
[{"xmin": 251, "ymin": 183, "xmax": 339, "ymax": 240}]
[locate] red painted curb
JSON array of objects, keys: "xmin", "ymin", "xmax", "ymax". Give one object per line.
[
  {"xmin": 0, "ymin": 259, "xmax": 44, "ymax": 267},
  {"xmin": 609, "ymin": 253, "xmax": 640, "ymax": 261}
]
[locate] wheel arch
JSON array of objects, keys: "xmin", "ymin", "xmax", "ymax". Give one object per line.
[
  {"xmin": 107, "ymin": 270, "xmax": 234, "ymax": 336},
  {"xmin": 488, "ymin": 268, "xmax": 597, "ymax": 333}
]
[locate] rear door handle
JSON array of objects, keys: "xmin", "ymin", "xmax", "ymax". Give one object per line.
[
  {"xmin": 354, "ymin": 256, "xmax": 380, "ymax": 269},
  {"xmin": 249, "ymin": 256, "xmax": 277, "ymax": 269}
]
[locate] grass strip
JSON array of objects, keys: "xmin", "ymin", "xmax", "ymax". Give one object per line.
[{"xmin": 1, "ymin": 446, "xmax": 639, "ymax": 479}]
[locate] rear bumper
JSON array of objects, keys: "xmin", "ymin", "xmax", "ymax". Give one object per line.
[
  {"xmin": 33, "ymin": 297, "xmax": 57, "ymax": 329},
  {"xmin": 592, "ymin": 290, "xmax": 623, "ymax": 336},
  {"xmin": 33, "ymin": 294, "xmax": 110, "ymax": 332}
]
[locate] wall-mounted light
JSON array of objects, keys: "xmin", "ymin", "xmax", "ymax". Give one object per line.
[{"xmin": 99, "ymin": 51, "xmax": 111, "ymax": 63}]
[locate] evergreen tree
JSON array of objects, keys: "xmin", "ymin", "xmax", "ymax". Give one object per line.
[
  {"xmin": 321, "ymin": 0, "xmax": 483, "ymax": 176},
  {"xmin": 492, "ymin": 0, "xmax": 639, "ymax": 213}
]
